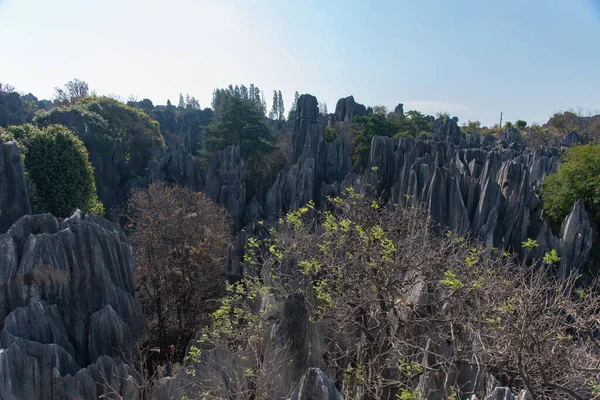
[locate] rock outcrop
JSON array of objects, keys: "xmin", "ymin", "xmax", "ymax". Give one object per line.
[
  {"xmin": 0, "ymin": 139, "xmax": 31, "ymax": 233},
  {"xmin": 334, "ymin": 95, "xmax": 369, "ymax": 123},
  {"xmin": 0, "ymin": 210, "xmax": 146, "ymax": 399},
  {"xmin": 291, "ymin": 368, "xmax": 343, "ymax": 400}
]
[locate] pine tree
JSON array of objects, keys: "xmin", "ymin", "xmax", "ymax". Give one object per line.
[
  {"xmin": 291, "ymin": 91, "xmax": 300, "ymax": 112},
  {"xmin": 269, "ymin": 90, "xmax": 278, "ymax": 120},
  {"xmin": 277, "ymin": 90, "xmax": 285, "ymax": 121},
  {"xmin": 240, "ymin": 85, "xmax": 248, "ymax": 100},
  {"xmin": 178, "ymin": 93, "xmax": 185, "ymax": 108},
  {"xmin": 249, "ymin": 84, "xmax": 256, "ymax": 101}
]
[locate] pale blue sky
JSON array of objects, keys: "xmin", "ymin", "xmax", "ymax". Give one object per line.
[{"xmin": 0, "ymin": 0, "xmax": 599, "ymax": 126}]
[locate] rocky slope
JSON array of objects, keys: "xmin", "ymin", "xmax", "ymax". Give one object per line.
[{"xmin": 0, "ymin": 209, "xmax": 147, "ymax": 399}]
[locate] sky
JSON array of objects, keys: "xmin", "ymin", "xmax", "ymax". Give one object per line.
[{"xmin": 0, "ymin": 0, "xmax": 599, "ymax": 126}]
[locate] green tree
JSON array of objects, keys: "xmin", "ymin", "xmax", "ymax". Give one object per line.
[
  {"xmin": 269, "ymin": 90, "xmax": 278, "ymax": 120},
  {"xmin": 515, "ymin": 120, "xmax": 528, "ymax": 130},
  {"xmin": 203, "ymin": 91, "xmax": 274, "ymax": 163},
  {"xmin": 34, "ymin": 96, "xmax": 164, "ymax": 180},
  {"xmin": 351, "ymin": 111, "xmax": 430, "ymax": 170},
  {"xmin": 351, "ymin": 113, "xmax": 397, "ymax": 169},
  {"xmin": 325, "ymin": 126, "xmax": 338, "ymax": 143},
  {"xmin": 541, "ymin": 144, "xmax": 600, "ymax": 222},
  {"xmin": 277, "ymin": 90, "xmax": 285, "ymax": 121},
  {"xmin": 461, "ymin": 120, "xmax": 482, "ymax": 135},
  {"xmin": 0, "ymin": 124, "xmax": 102, "ymax": 217}
]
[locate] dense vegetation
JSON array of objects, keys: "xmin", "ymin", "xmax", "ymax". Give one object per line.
[
  {"xmin": 34, "ymin": 96, "xmax": 164, "ymax": 180},
  {"xmin": 0, "ymin": 124, "xmax": 102, "ymax": 216},
  {"xmin": 204, "ymin": 85, "xmax": 274, "ymax": 164},
  {"xmin": 541, "ymin": 143, "xmax": 600, "ymax": 222},
  {"xmin": 188, "ymin": 191, "xmax": 600, "ymax": 399}
]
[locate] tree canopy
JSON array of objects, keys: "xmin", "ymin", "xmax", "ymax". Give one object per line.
[
  {"xmin": 351, "ymin": 110, "xmax": 432, "ymax": 169},
  {"xmin": 204, "ymin": 88, "xmax": 274, "ymax": 163},
  {"xmin": 34, "ymin": 96, "xmax": 164, "ymax": 180},
  {"xmin": 0, "ymin": 124, "xmax": 102, "ymax": 217},
  {"xmin": 541, "ymin": 143, "xmax": 600, "ymax": 222}
]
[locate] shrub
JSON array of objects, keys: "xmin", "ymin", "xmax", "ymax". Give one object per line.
[
  {"xmin": 0, "ymin": 124, "xmax": 102, "ymax": 217},
  {"xmin": 195, "ymin": 190, "xmax": 600, "ymax": 399},
  {"xmin": 541, "ymin": 144, "xmax": 600, "ymax": 222}
]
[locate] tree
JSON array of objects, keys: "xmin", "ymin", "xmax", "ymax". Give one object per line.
[
  {"xmin": 372, "ymin": 105, "xmax": 388, "ymax": 116},
  {"xmin": 277, "ymin": 90, "xmax": 285, "ymax": 121},
  {"xmin": 0, "ymin": 82, "xmax": 15, "ymax": 93},
  {"xmin": 461, "ymin": 120, "xmax": 482, "ymax": 135},
  {"xmin": 128, "ymin": 182, "xmax": 230, "ymax": 360},
  {"xmin": 319, "ymin": 101, "xmax": 328, "ymax": 116},
  {"xmin": 54, "ymin": 78, "xmax": 89, "ymax": 104},
  {"xmin": 269, "ymin": 90, "xmax": 278, "ymax": 120},
  {"xmin": 203, "ymin": 90, "xmax": 274, "ymax": 163},
  {"xmin": 515, "ymin": 120, "xmax": 528, "ymax": 130},
  {"xmin": 290, "ymin": 91, "xmax": 300, "ymax": 114},
  {"xmin": 541, "ymin": 144, "xmax": 600, "ymax": 222},
  {"xmin": 34, "ymin": 96, "xmax": 164, "ymax": 181},
  {"xmin": 178, "ymin": 93, "xmax": 185, "ymax": 108},
  {"xmin": 195, "ymin": 191, "xmax": 600, "ymax": 400},
  {"xmin": 0, "ymin": 124, "xmax": 102, "ymax": 217}
]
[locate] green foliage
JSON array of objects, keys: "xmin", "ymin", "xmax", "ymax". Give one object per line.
[
  {"xmin": 203, "ymin": 90, "xmax": 274, "ymax": 164},
  {"xmin": 351, "ymin": 114, "xmax": 399, "ymax": 169},
  {"xmin": 461, "ymin": 120, "xmax": 482, "ymax": 135},
  {"xmin": 0, "ymin": 124, "xmax": 102, "ymax": 216},
  {"xmin": 544, "ymin": 249, "xmax": 561, "ymax": 265},
  {"xmin": 34, "ymin": 96, "xmax": 164, "ymax": 180},
  {"xmin": 396, "ymin": 388, "xmax": 422, "ymax": 400},
  {"xmin": 325, "ymin": 126, "xmax": 338, "ymax": 143},
  {"xmin": 521, "ymin": 238, "xmax": 539, "ymax": 251},
  {"xmin": 541, "ymin": 144, "xmax": 600, "ymax": 222},
  {"xmin": 351, "ymin": 111, "xmax": 432, "ymax": 169},
  {"xmin": 515, "ymin": 120, "xmax": 528, "ymax": 130},
  {"xmin": 441, "ymin": 270, "xmax": 464, "ymax": 291}
]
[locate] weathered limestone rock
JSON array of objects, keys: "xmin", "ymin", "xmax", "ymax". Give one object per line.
[
  {"xmin": 334, "ymin": 95, "xmax": 368, "ymax": 123},
  {"xmin": 291, "ymin": 368, "xmax": 343, "ymax": 400},
  {"xmin": 558, "ymin": 200, "xmax": 593, "ymax": 277},
  {"xmin": 0, "ymin": 210, "xmax": 147, "ymax": 399},
  {"xmin": 204, "ymin": 145, "xmax": 246, "ymax": 229},
  {"xmin": 0, "ymin": 140, "xmax": 30, "ymax": 233}
]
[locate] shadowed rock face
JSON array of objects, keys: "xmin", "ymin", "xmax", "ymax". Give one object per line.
[
  {"xmin": 0, "ymin": 140, "xmax": 31, "ymax": 233},
  {"xmin": 291, "ymin": 368, "xmax": 343, "ymax": 400},
  {"xmin": 0, "ymin": 210, "xmax": 147, "ymax": 400}
]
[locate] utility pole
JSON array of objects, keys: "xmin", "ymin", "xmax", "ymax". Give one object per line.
[{"xmin": 499, "ymin": 112, "xmax": 503, "ymax": 128}]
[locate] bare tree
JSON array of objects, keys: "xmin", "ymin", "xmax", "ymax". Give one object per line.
[
  {"xmin": 54, "ymin": 78, "xmax": 89, "ymax": 104},
  {"xmin": 0, "ymin": 82, "xmax": 15, "ymax": 93},
  {"xmin": 127, "ymin": 182, "xmax": 231, "ymax": 364}
]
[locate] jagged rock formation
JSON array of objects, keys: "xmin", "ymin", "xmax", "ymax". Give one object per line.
[
  {"xmin": 0, "ymin": 139, "xmax": 31, "ymax": 233},
  {"xmin": 334, "ymin": 95, "xmax": 370, "ymax": 123},
  {"xmin": 291, "ymin": 368, "xmax": 343, "ymax": 400},
  {"xmin": 204, "ymin": 145, "xmax": 247, "ymax": 229},
  {"xmin": 265, "ymin": 94, "xmax": 352, "ymax": 220},
  {"xmin": 148, "ymin": 144, "xmax": 206, "ymax": 192},
  {"xmin": 0, "ymin": 210, "xmax": 146, "ymax": 399}
]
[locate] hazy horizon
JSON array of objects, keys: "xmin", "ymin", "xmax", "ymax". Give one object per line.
[{"xmin": 1, "ymin": 0, "xmax": 599, "ymax": 126}]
